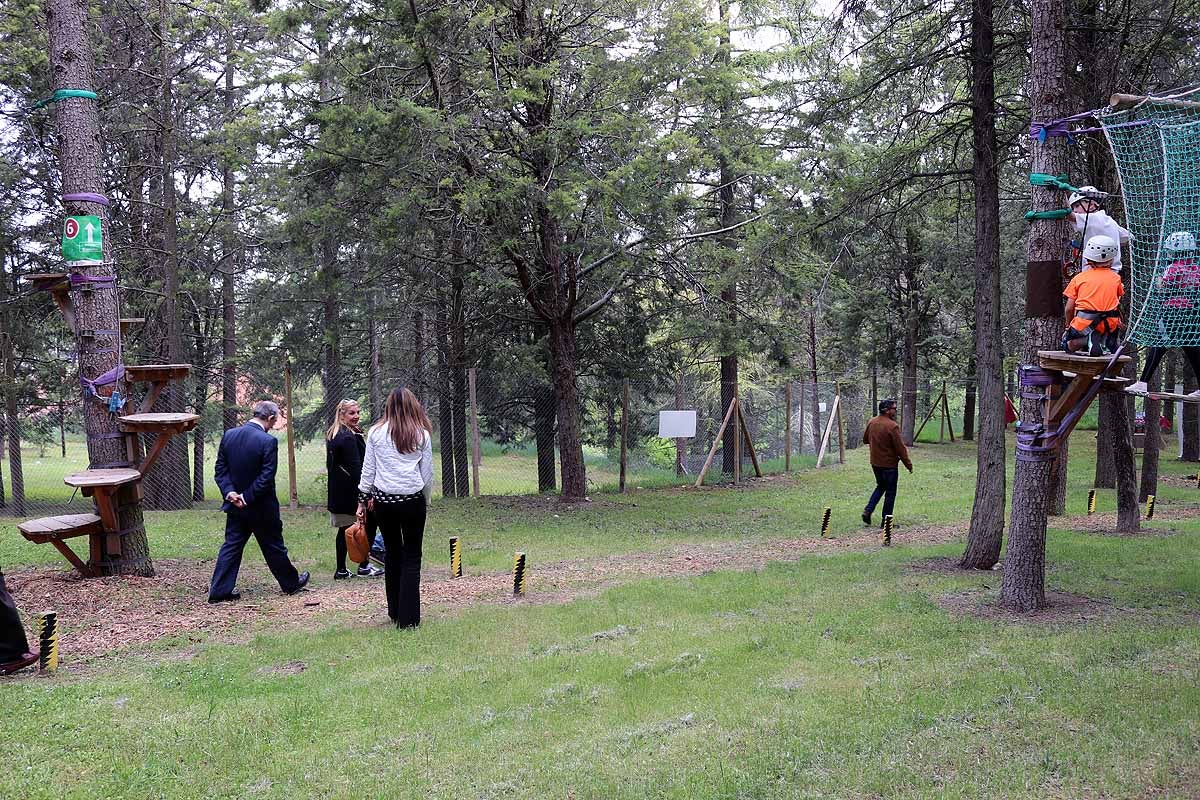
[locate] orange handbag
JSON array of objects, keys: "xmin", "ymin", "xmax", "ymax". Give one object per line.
[{"xmin": 345, "ymin": 520, "xmax": 370, "ymax": 565}]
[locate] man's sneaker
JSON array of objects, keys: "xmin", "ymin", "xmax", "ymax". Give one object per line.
[
  {"xmin": 1125, "ymin": 380, "xmax": 1149, "ymax": 396},
  {"xmin": 333, "ymin": 569, "xmax": 352, "ymax": 580},
  {"xmin": 861, "ymin": 510, "xmax": 871, "ymax": 526},
  {"xmin": 358, "ymin": 564, "xmax": 384, "ymax": 578}
]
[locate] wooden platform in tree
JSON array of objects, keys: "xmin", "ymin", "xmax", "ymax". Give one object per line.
[
  {"xmin": 120, "ymin": 317, "xmax": 145, "ymax": 335},
  {"xmin": 27, "ymin": 272, "xmax": 69, "ymax": 291},
  {"xmin": 1037, "ymin": 350, "xmax": 1132, "ymax": 376},
  {"xmin": 17, "ymin": 513, "xmax": 105, "ymax": 576},
  {"xmin": 118, "ymin": 412, "xmax": 200, "ymax": 433},
  {"xmin": 64, "ymin": 468, "xmax": 142, "ymax": 489},
  {"xmin": 124, "ymin": 364, "xmax": 191, "ymax": 383},
  {"xmin": 18, "ymin": 513, "xmax": 103, "ymax": 543}
]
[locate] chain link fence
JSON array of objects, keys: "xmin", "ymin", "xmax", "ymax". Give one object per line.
[{"xmin": 0, "ymin": 359, "xmax": 929, "ymax": 517}]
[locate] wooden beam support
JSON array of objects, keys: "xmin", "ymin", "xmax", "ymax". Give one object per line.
[
  {"xmin": 51, "ymin": 539, "xmax": 97, "ymax": 577},
  {"xmin": 736, "ymin": 403, "xmax": 763, "ymax": 477},
  {"xmin": 695, "ymin": 397, "xmax": 738, "ymax": 488},
  {"xmin": 815, "ymin": 395, "xmax": 840, "ymax": 468}
]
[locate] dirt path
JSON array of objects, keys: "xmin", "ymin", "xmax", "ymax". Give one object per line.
[{"xmin": 4, "ymin": 504, "xmax": 1196, "ymax": 669}]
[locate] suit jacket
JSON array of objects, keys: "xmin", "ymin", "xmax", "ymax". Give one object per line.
[
  {"xmin": 326, "ymin": 427, "xmax": 366, "ymax": 515},
  {"xmin": 215, "ymin": 421, "xmax": 280, "ymax": 514}
]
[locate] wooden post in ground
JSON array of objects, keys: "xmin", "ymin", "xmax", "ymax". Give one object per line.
[
  {"xmin": 835, "ymin": 383, "xmax": 846, "ymax": 464},
  {"xmin": 619, "ymin": 379, "xmax": 629, "ymax": 493},
  {"xmin": 468, "ymin": 367, "xmax": 482, "ymax": 497},
  {"xmin": 695, "ymin": 397, "xmax": 738, "ymax": 487},
  {"xmin": 943, "ymin": 382, "xmax": 956, "ymax": 442},
  {"xmin": 939, "ymin": 383, "xmax": 946, "ymax": 443},
  {"xmin": 733, "ymin": 396, "xmax": 741, "ymax": 485},
  {"xmin": 737, "ymin": 402, "xmax": 763, "ymax": 477},
  {"xmin": 815, "ymin": 395, "xmax": 840, "ymax": 468},
  {"xmin": 784, "ymin": 383, "xmax": 792, "ymax": 472},
  {"xmin": 284, "ymin": 359, "xmax": 298, "ymax": 510}
]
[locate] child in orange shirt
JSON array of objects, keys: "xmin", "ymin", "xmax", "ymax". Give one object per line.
[{"xmin": 1062, "ymin": 235, "xmax": 1123, "ymax": 355}]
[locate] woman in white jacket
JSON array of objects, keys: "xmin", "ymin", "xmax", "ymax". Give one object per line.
[{"xmin": 357, "ymin": 387, "xmax": 433, "ymax": 628}]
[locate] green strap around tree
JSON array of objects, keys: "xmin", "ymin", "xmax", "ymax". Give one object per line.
[
  {"xmin": 31, "ymin": 89, "xmax": 98, "ymax": 110},
  {"xmin": 1024, "ymin": 209, "xmax": 1071, "ymax": 221},
  {"xmin": 1029, "ymin": 172, "xmax": 1079, "ymax": 192}
]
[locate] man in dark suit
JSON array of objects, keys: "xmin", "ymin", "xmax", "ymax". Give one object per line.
[
  {"xmin": 208, "ymin": 400, "xmax": 309, "ymax": 602},
  {"xmin": 0, "ymin": 566, "xmax": 37, "ymax": 673}
]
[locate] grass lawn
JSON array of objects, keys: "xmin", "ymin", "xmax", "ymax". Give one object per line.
[{"xmin": 1, "ymin": 434, "xmax": 1198, "ymax": 798}]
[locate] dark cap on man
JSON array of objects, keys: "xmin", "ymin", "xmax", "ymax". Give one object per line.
[{"xmin": 879, "ymin": 399, "xmax": 897, "ymax": 414}]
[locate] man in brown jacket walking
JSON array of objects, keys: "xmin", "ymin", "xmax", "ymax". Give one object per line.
[{"xmin": 861, "ymin": 399, "xmax": 913, "ymax": 526}]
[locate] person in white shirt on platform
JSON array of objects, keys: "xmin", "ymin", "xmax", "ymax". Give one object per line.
[
  {"xmin": 1067, "ymin": 186, "xmax": 1131, "ymax": 272},
  {"xmin": 357, "ymin": 387, "xmax": 433, "ymax": 628}
]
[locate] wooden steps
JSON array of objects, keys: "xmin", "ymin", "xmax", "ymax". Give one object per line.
[
  {"xmin": 17, "ymin": 513, "xmax": 104, "ymax": 577},
  {"xmin": 18, "ymin": 513, "xmax": 103, "ymax": 543},
  {"xmin": 118, "ymin": 412, "xmax": 200, "ymax": 433},
  {"xmin": 63, "ymin": 468, "xmax": 142, "ymax": 489},
  {"xmin": 1037, "ymin": 350, "xmax": 1132, "ymax": 376},
  {"xmin": 28, "ymin": 273, "xmax": 76, "ymax": 332},
  {"xmin": 124, "ymin": 364, "xmax": 192, "ymax": 413},
  {"xmin": 124, "ymin": 364, "xmax": 190, "ymax": 383}
]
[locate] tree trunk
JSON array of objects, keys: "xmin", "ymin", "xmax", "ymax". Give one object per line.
[
  {"xmin": 1183, "ymin": 370, "xmax": 1198, "ymax": 461},
  {"xmin": 962, "ymin": 358, "xmax": 977, "ymax": 441},
  {"xmin": 435, "ymin": 293, "xmax": 456, "ymax": 496},
  {"xmin": 1093, "ymin": 395, "xmax": 1116, "ymax": 487},
  {"xmin": 143, "ymin": 0, "xmax": 191, "ymax": 511},
  {"xmin": 46, "ymin": 0, "xmax": 152, "ymax": 574},
  {"xmin": 318, "ymin": 19, "xmax": 341, "ymax": 424},
  {"xmin": 220, "ymin": 31, "xmax": 238, "ymax": 432},
  {"xmin": 191, "ymin": 298, "xmax": 207, "ymax": 502},
  {"xmin": 534, "ymin": 380, "xmax": 556, "ymax": 493},
  {"xmin": 450, "ymin": 252, "xmax": 470, "ymax": 497},
  {"xmin": 901, "ymin": 310, "xmax": 918, "ymax": 445},
  {"xmin": 1002, "ymin": 0, "xmax": 1068, "ymax": 611},
  {"xmin": 809, "ymin": 312, "xmax": 822, "ymax": 453},
  {"xmin": 675, "ymin": 371, "xmax": 685, "ymax": 475},
  {"xmin": 367, "ymin": 292, "xmax": 381, "ymax": 418},
  {"xmin": 1139, "ymin": 367, "xmax": 1161, "ymax": 502},
  {"xmin": 961, "ymin": 0, "xmax": 1005, "ymax": 569},
  {"xmin": 1112, "ymin": 384, "xmax": 1140, "ymax": 532},
  {"xmin": 549, "ymin": 319, "xmax": 587, "ymax": 500},
  {"xmin": 717, "ymin": 0, "xmax": 738, "ymax": 478},
  {"xmin": 0, "ymin": 257, "xmax": 20, "ymax": 515}
]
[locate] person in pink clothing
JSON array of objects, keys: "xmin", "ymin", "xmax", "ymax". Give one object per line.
[{"xmin": 1127, "ymin": 231, "xmax": 1200, "ymax": 396}]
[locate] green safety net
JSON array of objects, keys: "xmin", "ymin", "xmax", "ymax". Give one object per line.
[{"xmin": 1101, "ymin": 88, "xmax": 1200, "ymax": 347}]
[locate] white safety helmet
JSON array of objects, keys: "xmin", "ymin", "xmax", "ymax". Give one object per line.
[
  {"xmin": 1083, "ymin": 235, "xmax": 1118, "ymax": 264},
  {"xmin": 1164, "ymin": 230, "xmax": 1197, "ymax": 252},
  {"xmin": 1068, "ymin": 185, "xmax": 1107, "ymax": 207}
]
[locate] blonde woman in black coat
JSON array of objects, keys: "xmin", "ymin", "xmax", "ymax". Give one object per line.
[{"xmin": 326, "ymin": 400, "xmax": 384, "ymax": 580}]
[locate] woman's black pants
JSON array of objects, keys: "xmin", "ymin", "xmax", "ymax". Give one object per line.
[{"xmin": 374, "ymin": 497, "xmax": 426, "ymax": 628}]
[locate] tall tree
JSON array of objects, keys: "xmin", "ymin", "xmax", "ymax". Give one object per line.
[
  {"xmin": 1001, "ymin": 0, "xmax": 1069, "ymax": 611},
  {"xmin": 960, "ymin": 0, "xmax": 1005, "ymax": 569},
  {"xmin": 44, "ymin": 0, "xmax": 152, "ymax": 574}
]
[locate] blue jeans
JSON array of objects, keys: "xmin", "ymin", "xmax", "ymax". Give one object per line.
[{"xmin": 865, "ymin": 466, "xmax": 899, "ymax": 523}]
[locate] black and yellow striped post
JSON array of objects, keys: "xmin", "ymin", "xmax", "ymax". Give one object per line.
[
  {"xmin": 449, "ymin": 536, "xmax": 462, "ymax": 578},
  {"xmin": 1087, "ymin": 489, "xmax": 1096, "ymax": 515},
  {"xmin": 1146, "ymin": 495, "xmax": 1156, "ymax": 520},
  {"xmin": 882, "ymin": 516, "xmax": 893, "ymax": 547},
  {"xmin": 821, "ymin": 507, "xmax": 832, "ymax": 538},
  {"xmin": 512, "ymin": 552, "xmax": 527, "ymax": 596},
  {"xmin": 38, "ymin": 611, "xmax": 58, "ymax": 672}
]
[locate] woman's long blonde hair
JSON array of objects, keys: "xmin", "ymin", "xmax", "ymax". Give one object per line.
[
  {"xmin": 325, "ymin": 399, "xmax": 360, "ymax": 441},
  {"xmin": 372, "ymin": 387, "xmax": 431, "ymax": 453}
]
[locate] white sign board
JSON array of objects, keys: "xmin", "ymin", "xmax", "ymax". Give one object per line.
[
  {"xmin": 658, "ymin": 410, "xmax": 697, "ymax": 438},
  {"xmin": 819, "ymin": 402, "xmax": 827, "ymax": 413}
]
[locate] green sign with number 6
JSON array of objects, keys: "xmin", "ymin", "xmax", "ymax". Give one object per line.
[{"xmin": 62, "ymin": 215, "xmax": 103, "ymax": 262}]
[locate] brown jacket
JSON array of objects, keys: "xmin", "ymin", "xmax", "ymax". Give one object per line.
[{"xmin": 862, "ymin": 414, "xmax": 912, "ymax": 470}]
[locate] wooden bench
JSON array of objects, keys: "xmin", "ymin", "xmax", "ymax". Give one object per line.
[
  {"xmin": 17, "ymin": 513, "xmax": 104, "ymax": 577},
  {"xmin": 118, "ymin": 413, "xmax": 200, "ymax": 474}
]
